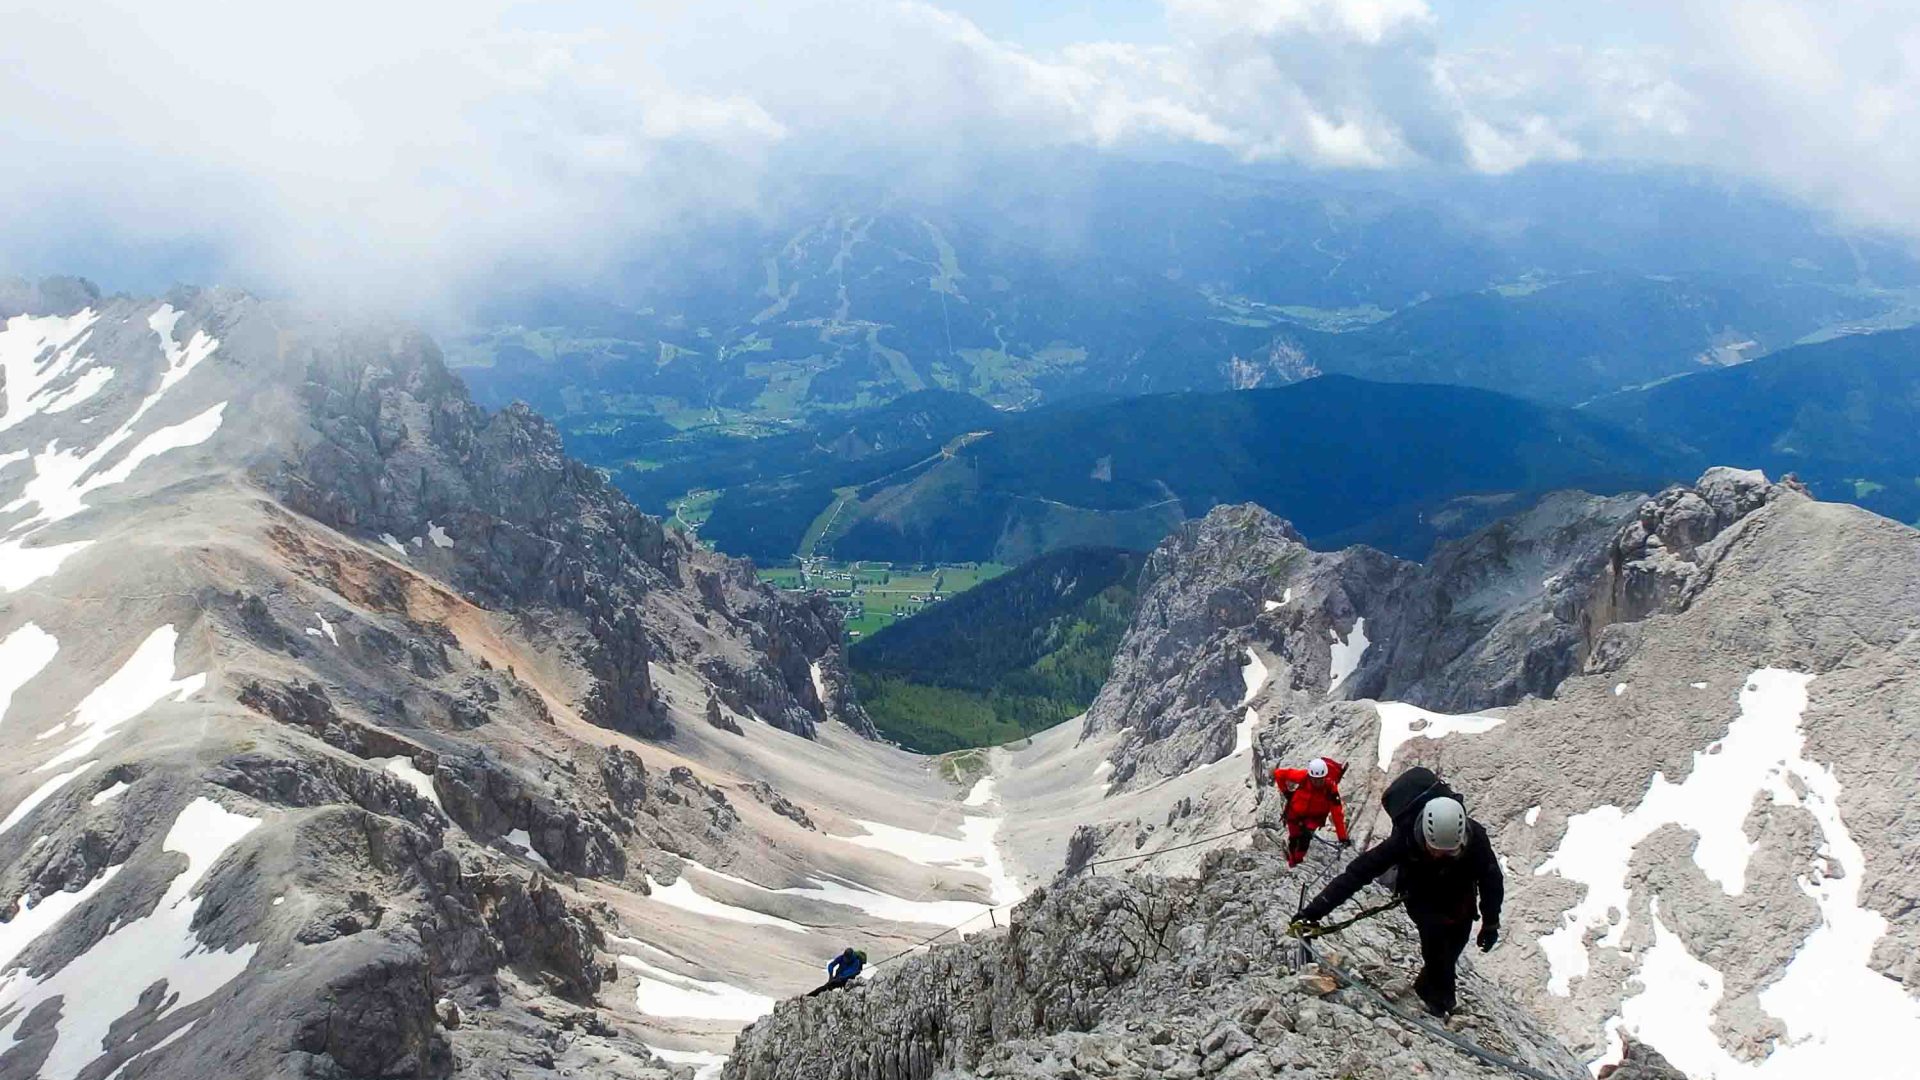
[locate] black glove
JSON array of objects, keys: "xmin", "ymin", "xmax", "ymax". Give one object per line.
[
  {"xmin": 1477, "ymin": 923, "xmax": 1499, "ymax": 952},
  {"xmin": 1339, "ymin": 837, "xmax": 1353, "ymax": 848}
]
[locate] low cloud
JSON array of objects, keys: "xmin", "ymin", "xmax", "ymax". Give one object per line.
[{"xmin": 0, "ymin": 0, "xmax": 1913, "ymax": 307}]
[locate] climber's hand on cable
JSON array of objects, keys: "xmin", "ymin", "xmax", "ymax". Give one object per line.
[
  {"xmin": 1339, "ymin": 837, "xmax": 1353, "ymax": 848},
  {"xmin": 1477, "ymin": 922, "xmax": 1499, "ymax": 952}
]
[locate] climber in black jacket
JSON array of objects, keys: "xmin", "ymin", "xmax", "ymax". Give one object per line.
[{"xmin": 1292, "ymin": 767, "xmax": 1503, "ymax": 1017}]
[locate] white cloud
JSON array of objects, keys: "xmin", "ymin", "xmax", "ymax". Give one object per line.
[{"xmin": 0, "ymin": 0, "xmax": 1913, "ymax": 304}]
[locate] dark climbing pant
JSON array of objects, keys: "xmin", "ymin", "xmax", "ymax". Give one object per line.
[
  {"xmin": 1285, "ymin": 822, "xmax": 1316, "ymax": 867},
  {"xmin": 808, "ymin": 976, "xmax": 853, "ymax": 997},
  {"xmin": 1412, "ymin": 914, "xmax": 1472, "ymax": 1016}
]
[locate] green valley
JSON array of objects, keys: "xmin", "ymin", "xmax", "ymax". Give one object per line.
[
  {"xmin": 844, "ymin": 547, "xmax": 1145, "ymax": 752},
  {"xmin": 757, "ymin": 559, "xmax": 1009, "ymax": 640}
]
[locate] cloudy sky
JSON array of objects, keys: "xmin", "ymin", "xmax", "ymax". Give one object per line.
[{"xmin": 2, "ymin": 0, "xmax": 1914, "ymax": 302}]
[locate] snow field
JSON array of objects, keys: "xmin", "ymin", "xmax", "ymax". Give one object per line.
[
  {"xmin": 379, "ymin": 757, "xmax": 440, "ymax": 808},
  {"xmin": 1534, "ymin": 669, "xmax": 1920, "ymax": 1077},
  {"xmin": 0, "ymin": 623, "xmax": 61, "ymax": 729},
  {"xmin": 0, "ymin": 797, "xmax": 261, "ymax": 1080},
  {"xmin": 0, "ymin": 761, "xmax": 95, "ymax": 835},
  {"xmin": 38, "ymin": 625, "xmax": 203, "ymax": 773},
  {"xmin": 647, "ymin": 1044, "xmax": 728, "ymax": 1080},
  {"xmin": 1373, "ymin": 700, "xmax": 1505, "ymax": 770},
  {"xmin": 617, "ymin": 954, "xmax": 775, "ymax": 1022},
  {"xmin": 0, "ymin": 310, "xmax": 104, "ymax": 435},
  {"xmin": 0, "ymin": 305, "xmax": 225, "ymax": 593},
  {"xmin": 1328, "ymin": 617, "xmax": 1370, "ymax": 692},
  {"xmin": 503, "ymin": 828, "xmax": 551, "ymax": 870},
  {"xmin": 89, "ymin": 781, "xmax": 129, "ymax": 806},
  {"xmin": 645, "ymin": 871, "xmax": 810, "ymax": 933}
]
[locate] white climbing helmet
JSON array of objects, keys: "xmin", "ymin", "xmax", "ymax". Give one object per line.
[
  {"xmin": 1420, "ymin": 797, "xmax": 1467, "ymax": 855},
  {"xmin": 1306, "ymin": 758, "xmax": 1330, "ymax": 780}
]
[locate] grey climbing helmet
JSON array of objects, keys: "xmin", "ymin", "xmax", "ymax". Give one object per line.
[{"xmin": 1420, "ymin": 797, "xmax": 1467, "ymax": 855}]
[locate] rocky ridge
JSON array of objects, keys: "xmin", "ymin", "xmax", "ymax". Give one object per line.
[
  {"xmin": 725, "ymin": 847, "xmax": 1587, "ymax": 1080},
  {"xmin": 0, "ymin": 280, "xmax": 895, "ymax": 1080}
]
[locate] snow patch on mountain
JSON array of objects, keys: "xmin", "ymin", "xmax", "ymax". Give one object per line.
[
  {"xmin": 1, "ymin": 306, "xmax": 224, "ymax": 593},
  {"xmin": 0, "ymin": 797, "xmax": 261, "ymax": 1080},
  {"xmin": 0, "ymin": 623, "xmax": 60, "ymax": 728},
  {"xmin": 809, "ymin": 661, "xmax": 828, "ymax": 709},
  {"xmin": 0, "ymin": 309, "xmax": 102, "ymax": 435},
  {"xmin": 304, "ymin": 613, "xmax": 338, "ymax": 646},
  {"xmin": 89, "ymin": 781, "xmax": 129, "ymax": 806},
  {"xmin": 1328, "ymin": 617, "xmax": 1369, "ymax": 692},
  {"xmin": 788, "ymin": 876, "xmax": 999, "ymax": 927},
  {"xmin": 1239, "ymin": 648, "xmax": 1268, "ymax": 705},
  {"xmin": 379, "ymin": 757, "xmax": 440, "ymax": 809},
  {"xmin": 645, "ymin": 871, "xmax": 809, "ymax": 933},
  {"xmin": 1373, "ymin": 700, "xmax": 1504, "ymax": 770},
  {"xmin": 840, "ymin": 808, "xmax": 1024, "ymax": 908},
  {"xmin": 503, "ymin": 828, "xmax": 551, "ymax": 870},
  {"xmin": 649, "ymin": 1044, "xmax": 728, "ymax": 1080},
  {"xmin": 38, "ymin": 625, "xmax": 203, "ymax": 772},
  {"xmin": 0, "ymin": 761, "xmax": 95, "ymax": 835},
  {"xmin": 0, "ymin": 867, "xmax": 123, "ymax": 973},
  {"xmin": 1545, "ymin": 669, "xmax": 1920, "ymax": 1076},
  {"xmin": 617, "ymin": 955, "xmax": 774, "ymax": 1022}
]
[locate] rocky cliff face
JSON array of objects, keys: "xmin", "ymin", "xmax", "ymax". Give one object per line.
[
  {"xmin": 0, "ymin": 280, "xmax": 894, "ymax": 1080},
  {"xmin": 1039, "ymin": 468, "xmax": 1920, "ymax": 1077},
  {"xmin": 1085, "ymin": 471, "xmax": 1806, "ymax": 789},
  {"xmin": 725, "ymin": 847, "xmax": 1585, "ymax": 1080}
]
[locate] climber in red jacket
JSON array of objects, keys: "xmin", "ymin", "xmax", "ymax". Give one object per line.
[{"xmin": 1272, "ymin": 757, "xmax": 1351, "ymax": 867}]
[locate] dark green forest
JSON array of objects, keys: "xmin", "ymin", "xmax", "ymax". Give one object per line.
[{"xmin": 848, "ymin": 547, "xmax": 1143, "ymax": 751}]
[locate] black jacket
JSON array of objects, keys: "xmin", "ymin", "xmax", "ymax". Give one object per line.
[{"xmin": 1299, "ymin": 815, "xmax": 1503, "ymax": 926}]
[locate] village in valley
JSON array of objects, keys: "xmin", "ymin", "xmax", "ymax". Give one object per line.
[{"xmin": 757, "ymin": 558, "xmax": 1007, "ymax": 639}]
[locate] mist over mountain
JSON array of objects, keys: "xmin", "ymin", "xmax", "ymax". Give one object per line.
[
  {"xmin": 456, "ymin": 161, "xmax": 1919, "ymax": 428},
  {"xmin": 8, "ymin": 2, "xmax": 1920, "ymax": 1078}
]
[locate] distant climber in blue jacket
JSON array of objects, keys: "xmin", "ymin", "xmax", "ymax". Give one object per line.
[{"xmin": 808, "ymin": 947, "xmax": 867, "ymax": 996}]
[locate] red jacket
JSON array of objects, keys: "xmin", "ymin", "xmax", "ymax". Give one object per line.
[{"xmin": 1273, "ymin": 760, "xmax": 1349, "ymax": 841}]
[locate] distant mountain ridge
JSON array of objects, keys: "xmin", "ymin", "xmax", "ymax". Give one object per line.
[
  {"xmin": 457, "ymin": 161, "xmax": 1920, "ymax": 429},
  {"xmin": 1586, "ymin": 327, "xmax": 1920, "ymax": 526},
  {"xmin": 699, "ymin": 375, "xmax": 1687, "ymax": 564}
]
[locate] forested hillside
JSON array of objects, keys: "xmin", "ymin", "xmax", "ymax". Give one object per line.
[
  {"xmin": 849, "ymin": 547, "xmax": 1144, "ymax": 751},
  {"xmin": 705, "ymin": 376, "xmax": 1684, "ymax": 564},
  {"xmin": 1585, "ymin": 327, "xmax": 1920, "ymax": 525}
]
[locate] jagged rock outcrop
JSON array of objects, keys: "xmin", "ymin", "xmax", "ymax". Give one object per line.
[
  {"xmin": 270, "ymin": 309, "xmax": 865, "ymax": 744},
  {"xmin": 1085, "ymin": 473, "xmax": 1815, "ymax": 787},
  {"xmin": 1083, "ymin": 505, "xmax": 1408, "ymax": 785},
  {"xmin": 724, "ymin": 848, "xmax": 1585, "ymax": 1080},
  {"xmin": 0, "ymin": 282, "xmax": 886, "ymax": 1080},
  {"xmin": 1056, "ymin": 468, "xmax": 1920, "ymax": 1076}
]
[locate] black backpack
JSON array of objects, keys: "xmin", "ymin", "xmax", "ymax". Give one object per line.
[{"xmin": 1380, "ymin": 766, "xmax": 1464, "ymax": 828}]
